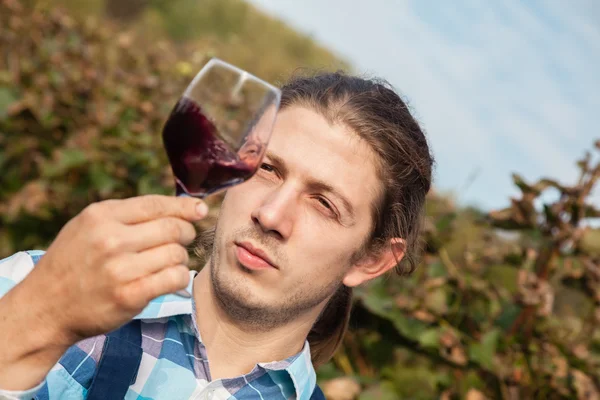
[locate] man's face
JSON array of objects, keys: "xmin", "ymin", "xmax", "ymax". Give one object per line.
[{"xmin": 210, "ymin": 106, "xmax": 382, "ymax": 329}]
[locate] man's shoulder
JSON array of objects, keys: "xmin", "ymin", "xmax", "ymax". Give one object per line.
[{"xmin": 0, "ymin": 250, "xmax": 45, "ymax": 297}]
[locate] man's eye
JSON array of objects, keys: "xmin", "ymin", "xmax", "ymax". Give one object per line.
[
  {"xmin": 317, "ymin": 197, "xmax": 333, "ymax": 210},
  {"xmin": 260, "ymin": 163, "xmax": 275, "ymax": 172},
  {"xmin": 315, "ymin": 197, "xmax": 339, "ymax": 220}
]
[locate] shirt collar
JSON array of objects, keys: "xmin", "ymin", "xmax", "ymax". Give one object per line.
[
  {"xmin": 134, "ymin": 270, "xmax": 317, "ymax": 399},
  {"xmin": 259, "ymin": 341, "xmax": 317, "ymax": 400}
]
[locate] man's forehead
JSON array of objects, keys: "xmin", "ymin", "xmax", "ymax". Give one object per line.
[{"xmin": 270, "ymin": 107, "xmax": 361, "ymax": 153}]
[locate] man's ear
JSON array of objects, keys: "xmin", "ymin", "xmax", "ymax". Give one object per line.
[{"xmin": 343, "ymin": 238, "xmax": 405, "ymax": 287}]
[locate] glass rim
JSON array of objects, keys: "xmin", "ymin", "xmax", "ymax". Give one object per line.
[{"xmin": 183, "ymin": 57, "xmax": 282, "ymax": 102}]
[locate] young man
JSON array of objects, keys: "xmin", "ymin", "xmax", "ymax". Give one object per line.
[{"xmin": 0, "ymin": 72, "xmax": 433, "ymax": 399}]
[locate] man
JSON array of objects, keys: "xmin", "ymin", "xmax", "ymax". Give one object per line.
[{"xmin": 0, "ymin": 72, "xmax": 433, "ymax": 399}]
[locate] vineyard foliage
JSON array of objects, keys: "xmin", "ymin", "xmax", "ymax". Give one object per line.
[{"xmin": 1, "ymin": 1, "xmax": 599, "ymax": 398}]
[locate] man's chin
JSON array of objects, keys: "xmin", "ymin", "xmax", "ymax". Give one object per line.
[{"xmin": 212, "ymin": 278, "xmax": 277, "ymax": 328}]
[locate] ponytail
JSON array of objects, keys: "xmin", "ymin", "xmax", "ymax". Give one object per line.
[{"xmin": 307, "ymin": 285, "xmax": 353, "ymax": 368}]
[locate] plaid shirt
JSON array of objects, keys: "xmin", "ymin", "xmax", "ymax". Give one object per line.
[{"xmin": 0, "ymin": 251, "xmax": 317, "ymax": 400}]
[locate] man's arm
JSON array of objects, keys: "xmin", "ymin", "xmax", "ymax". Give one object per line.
[
  {"xmin": 0, "ymin": 195, "xmax": 208, "ymax": 395},
  {"xmin": 0, "ymin": 270, "xmax": 73, "ymax": 392}
]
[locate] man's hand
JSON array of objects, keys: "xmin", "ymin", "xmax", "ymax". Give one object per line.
[
  {"xmin": 0, "ymin": 195, "xmax": 208, "ymax": 391},
  {"xmin": 31, "ymin": 194, "xmax": 208, "ymax": 341}
]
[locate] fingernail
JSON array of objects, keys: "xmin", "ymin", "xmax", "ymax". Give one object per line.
[{"xmin": 196, "ymin": 202, "xmax": 208, "ymax": 217}]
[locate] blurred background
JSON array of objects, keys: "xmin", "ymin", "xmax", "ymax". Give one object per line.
[{"xmin": 0, "ymin": 0, "xmax": 599, "ymax": 398}]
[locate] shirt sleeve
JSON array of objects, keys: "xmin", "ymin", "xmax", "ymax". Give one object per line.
[
  {"xmin": 0, "ymin": 379, "xmax": 45, "ymax": 400},
  {"xmin": 0, "ymin": 250, "xmax": 44, "ymax": 298},
  {"xmin": 0, "ymin": 251, "xmax": 47, "ymax": 398}
]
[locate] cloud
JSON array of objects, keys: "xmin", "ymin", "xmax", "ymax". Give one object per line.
[{"xmin": 248, "ymin": 0, "xmax": 600, "ymax": 209}]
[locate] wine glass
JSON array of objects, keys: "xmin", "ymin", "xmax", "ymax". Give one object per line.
[
  {"xmin": 163, "ymin": 58, "xmax": 281, "ymax": 198},
  {"xmin": 161, "ymin": 58, "xmax": 281, "ymax": 297}
]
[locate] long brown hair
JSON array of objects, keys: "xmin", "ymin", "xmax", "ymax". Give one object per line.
[
  {"xmin": 194, "ymin": 71, "xmax": 433, "ymax": 368},
  {"xmin": 280, "ymin": 71, "xmax": 433, "ymax": 367}
]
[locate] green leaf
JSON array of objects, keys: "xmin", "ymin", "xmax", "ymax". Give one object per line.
[
  {"xmin": 0, "ymin": 87, "xmax": 18, "ymax": 119},
  {"xmin": 435, "ymin": 212, "xmax": 456, "ymax": 232},
  {"xmin": 43, "ymin": 149, "xmax": 88, "ymax": 178},
  {"xmin": 360, "ymin": 288, "xmax": 429, "ymax": 341},
  {"xmin": 359, "ymin": 381, "xmax": 398, "ymax": 400},
  {"xmin": 459, "ymin": 370, "xmax": 487, "ymax": 397},
  {"xmin": 315, "ymin": 361, "xmax": 344, "ymax": 381},
  {"xmin": 425, "ymin": 287, "xmax": 448, "ymax": 315},
  {"xmin": 359, "ymin": 279, "xmax": 395, "ymax": 315},
  {"xmin": 418, "ymin": 328, "xmax": 440, "ymax": 349},
  {"xmin": 427, "ymin": 260, "xmax": 447, "ymax": 278},
  {"xmin": 61, "ymin": 149, "xmax": 88, "ymax": 167},
  {"xmin": 89, "ymin": 163, "xmax": 116, "ymax": 195},
  {"xmin": 485, "ymin": 264, "xmax": 518, "ymax": 294},
  {"xmin": 390, "ymin": 312, "xmax": 429, "ymax": 341},
  {"xmin": 494, "ymin": 302, "xmax": 521, "ymax": 331},
  {"xmin": 468, "ymin": 328, "xmax": 500, "ymax": 370}
]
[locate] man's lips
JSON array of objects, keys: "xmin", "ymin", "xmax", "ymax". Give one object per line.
[{"xmin": 234, "ymin": 241, "xmax": 278, "ymax": 270}]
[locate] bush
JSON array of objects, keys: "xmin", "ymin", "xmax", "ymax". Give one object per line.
[{"xmin": 1, "ymin": 1, "xmax": 599, "ymax": 398}]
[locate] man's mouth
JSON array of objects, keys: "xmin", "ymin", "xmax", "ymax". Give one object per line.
[{"xmin": 234, "ymin": 241, "xmax": 278, "ymax": 271}]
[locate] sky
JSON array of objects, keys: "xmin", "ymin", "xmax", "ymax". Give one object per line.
[{"xmin": 247, "ymin": 0, "xmax": 600, "ymax": 211}]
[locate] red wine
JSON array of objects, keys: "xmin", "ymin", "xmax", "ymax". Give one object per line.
[{"xmin": 162, "ymin": 97, "xmax": 258, "ymax": 197}]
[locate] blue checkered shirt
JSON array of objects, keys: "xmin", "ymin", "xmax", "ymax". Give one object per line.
[{"xmin": 0, "ymin": 251, "xmax": 317, "ymax": 399}]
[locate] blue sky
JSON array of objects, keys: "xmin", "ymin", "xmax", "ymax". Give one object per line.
[{"xmin": 247, "ymin": 0, "xmax": 600, "ymax": 211}]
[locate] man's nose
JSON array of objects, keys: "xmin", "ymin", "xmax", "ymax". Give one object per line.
[{"xmin": 250, "ymin": 184, "xmax": 297, "ymax": 240}]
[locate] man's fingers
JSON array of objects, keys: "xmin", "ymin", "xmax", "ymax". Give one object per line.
[
  {"xmin": 123, "ymin": 217, "xmax": 197, "ymax": 252},
  {"xmin": 124, "ymin": 265, "xmax": 191, "ymax": 306},
  {"xmin": 115, "ymin": 244, "xmax": 190, "ymax": 282},
  {"xmin": 106, "ymin": 195, "xmax": 208, "ymax": 224}
]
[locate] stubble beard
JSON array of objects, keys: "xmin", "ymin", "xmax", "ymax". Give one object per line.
[{"xmin": 209, "ymin": 226, "xmax": 344, "ymax": 333}]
